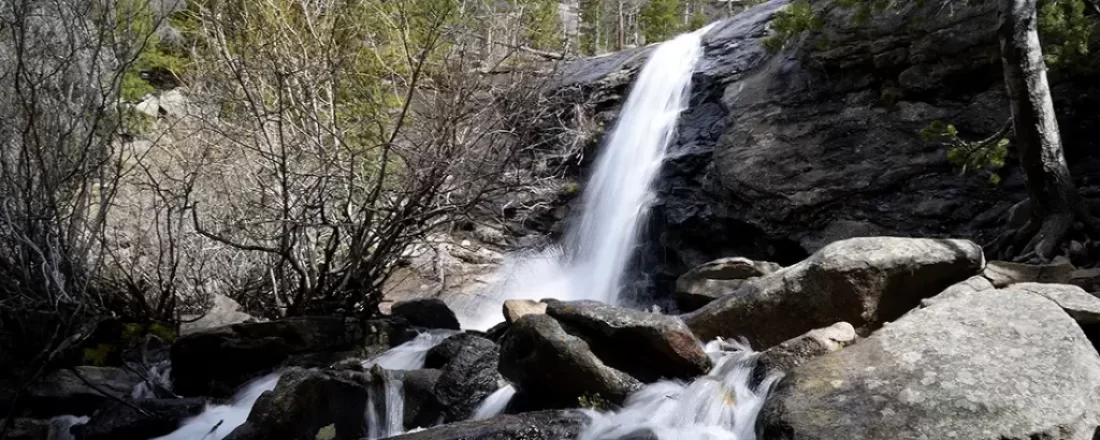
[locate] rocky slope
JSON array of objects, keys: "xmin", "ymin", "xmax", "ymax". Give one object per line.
[
  {"xmin": 10, "ymin": 237, "xmax": 1100, "ymax": 440},
  {"xmin": 544, "ymin": 0, "xmax": 1100, "ymax": 306}
]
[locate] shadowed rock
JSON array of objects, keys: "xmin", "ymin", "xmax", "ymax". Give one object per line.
[
  {"xmin": 499, "ymin": 314, "xmax": 641, "ymax": 408},
  {"xmin": 546, "ymin": 300, "xmax": 712, "ymax": 382}
]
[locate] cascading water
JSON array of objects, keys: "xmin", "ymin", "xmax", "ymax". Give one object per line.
[
  {"xmin": 456, "ymin": 24, "xmax": 715, "ymax": 331},
  {"xmin": 579, "ymin": 339, "xmax": 780, "ymax": 440},
  {"xmin": 471, "ymin": 384, "xmax": 517, "ymax": 420},
  {"xmin": 156, "ymin": 332, "xmax": 451, "ymax": 440}
]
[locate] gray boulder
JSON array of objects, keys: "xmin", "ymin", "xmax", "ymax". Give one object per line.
[
  {"xmin": 546, "ymin": 300, "xmax": 712, "ymax": 381},
  {"xmin": 503, "ymin": 299, "xmax": 547, "ymax": 323},
  {"xmin": 384, "ymin": 410, "xmax": 587, "ymax": 440},
  {"xmin": 753, "ymin": 322, "xmax": 857, "ymax": 387},
  {"xmin": 392, "ymin": 299, "xmax": 462, "ymax": 330},
  {"xmin": 402, "ymin": 369, "xmax": 443, "ymax": 429},
  {"xmin": 982, "ymin": 260, "xmax": 1075, "ymax": 288},
  {"xmin": 432, "ymin": 334, "xmax": 504, "ymax": 422},
  {"xmin": 675, "ymin": 257, "xmax": 782, "ymax": 311},
  {"xmin": 171, "ymin": 316, "xmax": 400, "ymax": 397},
  {"xmin": 499, "ymin": 314, "xmax": 641, "ymax": 408},
  {"xmin": 26, "ymin": 367, "xmax": 142, "ymax": 416},
  {"xmin": 761, "ymin": 288, "xmax": 1100, "ymax": 440},
  {"xmin": 684, "ymin": 237, "xmax": 984, "ymax": 347},
  {"xmin": 224, "ymin": 367, "xmax": 371, "ymax": 440},
  {"xmin": 75, "ymin": 398, "xmax": 205, "ymax": 440}
]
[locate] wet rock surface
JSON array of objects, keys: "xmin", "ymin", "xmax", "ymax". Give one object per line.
[
  {"xmin": 75, "ymin": 398, "xmax": 206, "ymax": 440},
  {"xmin": 171, "ymin": 316, "xmax": 365, "ymax": 398},
  {"xmin": 392, "ymin": 299, "xmax": 462, "ymax": 330},
  {"xmin": 499, "ymin": 314, "xmax": 642, "ymax": 408},
  {"xmin": 384, "ymin": 410, "xmax": 587, "ymax": 440},
  {"xmin": 432, "ymin": 334, "xmax": 503, "ymax": 422},
  {"xmin": 25, "ymin": 367, "xmax": 143, "ymax": 417},
  {"xmin": 546, "ymin": 300, "xmax": 712, "ymax": 381},
  {"xmin": 224, "ymin": 367, "xmax": 371, "ymax": 440}
]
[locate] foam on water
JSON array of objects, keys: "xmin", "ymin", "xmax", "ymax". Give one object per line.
[
  {"xmin": 578, "ymin": 339, "xmax": 781, "ymax": 440},
  {"xmin": 454, "ymin": 25, "xmax": 714, "ymax": 330}
]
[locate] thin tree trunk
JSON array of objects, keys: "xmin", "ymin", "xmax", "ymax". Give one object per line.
[
  {"xmin": 997, "ymin": 0, "xmax": 1083, "ymax": 259},
  {"xmin": 617, "ymin": 0, "xmax": 624, "ymax": 49}
]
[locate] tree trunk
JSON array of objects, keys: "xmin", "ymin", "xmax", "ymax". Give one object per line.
[{"xmin": 996, "ymin": 0, "xmax": 1085, "ymax": 260}]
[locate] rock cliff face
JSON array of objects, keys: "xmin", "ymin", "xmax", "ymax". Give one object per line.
[{"xmin": 544, "ymin": 0, "xmax": 1100, "ymax": 307}]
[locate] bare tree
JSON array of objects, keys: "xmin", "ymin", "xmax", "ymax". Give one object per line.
[
  {"xmin": 181, "ymin": 0, "xmax": 544, "ymax": 317},
  {"xmin": 0, "ymin": 0, "xmax": 167, "ymax": 432}
]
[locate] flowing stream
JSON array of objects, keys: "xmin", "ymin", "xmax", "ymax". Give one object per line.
[
  {"xmin": 155, "ymin": 332, "xmax": 451, "ymax": 440},
  {"xmin": 579, "ymin": 339, "xmax": 779, "ymax": 440},
  {"xmin": 456, "ymin": 24, "xmax": 714, "ymax": 331}
]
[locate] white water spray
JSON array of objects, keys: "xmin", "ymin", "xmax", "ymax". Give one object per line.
[
  {"xmin": 156, "ymin": 332, "xmax": 450, "ymax": 440},
  {"xmin": 456, "ymin": 25, "xmax": 714, "ymax": 330},
  {"xmin": 471, "ymin": 384, "xmax": 517, "ymax": 420},
  {"xmin": 579, "ymin": 339, "xmax": 780, "ymax": 440}
]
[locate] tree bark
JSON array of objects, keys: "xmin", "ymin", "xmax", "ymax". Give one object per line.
[{"xmin": 996, "ymin": 0, "xmax": 1088, "ymax": 260}]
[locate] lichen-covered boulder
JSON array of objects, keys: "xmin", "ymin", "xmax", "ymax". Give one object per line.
[
  {"xmin": 684, "ymin": 237, "xmax": 984, "ymax": 348},
  {"xmin": 761, "ymin": 288, "xmax": 1100, "ymax": 440}
]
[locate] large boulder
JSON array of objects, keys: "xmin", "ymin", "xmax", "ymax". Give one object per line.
[
  {"xmin": 675, "ymin": 257, "xmax": 782, "ymax": 311},
  {"xmin": 392, "ymin": 299, "xmax": 462, "ymax": 330},
  {"xmin": 402, "ymin": 369, "xmax": 444, "ymax": 429},
  {"xmin": 384, "ymin": 410, "xmax": 587, "ymax": 440},
  {"xmin": 761, "ymin": 287, "xmax": 1100, "ymax": 440},
  {"xmin": 75, "ymin": 398, "xmax": 206, "ymax": 440},
  {"xmin": 499, "ymin": 314, "xmax": 641, "ymax": 408},
  {"xmin": 683, "ymin": 237, "xmax": 984, "ymax": 347},
  {"xmin": 170, "ymin": 317, "xmax": 369, "ymax": 397},
  {"xmin": 981, "ymin": 260, "xmax": 1076, "ymax": 288},
  {"xmin": 224, "ymin": 367, "xmax": 371, "ymax": 440},
  {"xmin": 432, "ymin": 334, "xmax": 504, "ymax": 422},
  {"xmin": 546, "ymin": 300, "xmax": 712, "ymax": 381},
  {"xmin": 503, "ymin": 299, "xmax": 547, "ymax": 323},
  {"xmin": 25, "ymin": 367, "xmax": 142, "ymax": 417},
  {"xmin": 752, "ymin": 322, "xmax": 857, "ymax": 387}
]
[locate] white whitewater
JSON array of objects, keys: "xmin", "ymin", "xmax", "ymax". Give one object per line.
[
  {"xmin": 471, "ymin": 384, "xmax": 517, "ymax": 420},
  {"xmin": 457, "ymin": 25, "xmax": 714, "ymax": 330},
  {"xmin": 156, "ymin": 332, "xmax": 450, "ymax": 440},
  {"xmin": 48, "ymin": 415, "xmax": 89, "ymax": 440},
  {"xmin": 579, "ymin": 339, "xmax": 780, "ymax": 440}
]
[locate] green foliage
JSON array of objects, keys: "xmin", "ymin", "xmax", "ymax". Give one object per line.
[
  {"xmin": 563, "ymin": 181, "xmax": 581, "ymax": 195},
  {"xmin": 515, "ymin": 0, "xmax": 565, "ymax": 50},
  {"xmin": 579, "ymin": 0, "xmax": 605, "ymax": 55},
  {"xmin": 922, "ymin": 120, "xmax": 1009, "ymax": 185},
  {"xmin": 640, "ymin": 0, "xmax": 683, "ymax": 43},
  {"xmin": 578, "ymin": 392, "xmax": 611, "ymax": 410},
  {"xmin": 834, "ymin": 0, "xmax": 890, "ymax": 25},
  {"xmin": 763, "ymin": 0, "xmax": 823, "ymax": 53},
  {"xmin": 115, "ymin": 0, "xmax": 191, "ymax": 102},
  {"xmin": 1038, "ymin": 0, "xmax": 1096, "ymax": 73},
  {"xmin": 82, "ymin": 343, "xmax": 115, "ymax": 366}
]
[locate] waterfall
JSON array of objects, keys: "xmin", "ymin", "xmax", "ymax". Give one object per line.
[
  {"xmin": 471, "ymin": 384, "xmax": 517, "ymax": 420},
  {"xmin": 365, "ymin": 369, "xmax": 406, "ymax": 440},
  {"xmin": 457, "ymin": 25, "xmax": 714, "ymax": 330},
  {"xmin": 156, "ymin": 332, "xmax": 450, "ymax": 440},
  {"xmin": 578, "ymin": 339, "xmax": 781, "ymax": 440}
]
